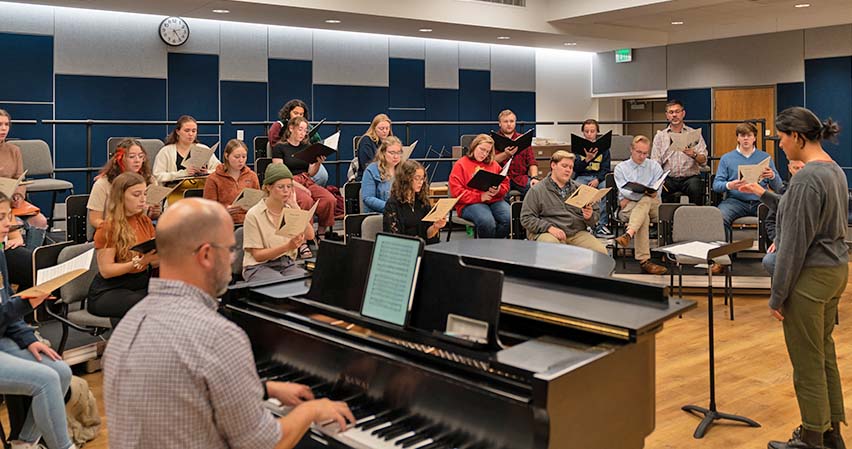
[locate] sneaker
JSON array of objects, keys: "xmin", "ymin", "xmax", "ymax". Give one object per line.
[
  {"xmin": 595, "ymin": 225, "xmax": 614, "ymax": 238},
  {"xmin": 640, "ymin": 259, "xmax": 668, "ymax": 275},
  {"xmin": 614, "ymin": 233, "xmax": 632, "ymax": 248}
]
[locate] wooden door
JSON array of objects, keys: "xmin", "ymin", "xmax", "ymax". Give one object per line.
[{"xmin": 712, "ymin": 87, "xmax": 776, "ymax": 165}]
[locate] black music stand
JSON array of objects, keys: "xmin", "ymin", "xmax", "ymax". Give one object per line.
[{"xmin": 657, "ymin": 239, "xmax": 761, "ymax": 438}]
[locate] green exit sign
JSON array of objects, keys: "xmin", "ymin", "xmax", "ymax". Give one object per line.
[{"xmin": 615, "ymin": 48, "xmax": 633, "ymax": 63}]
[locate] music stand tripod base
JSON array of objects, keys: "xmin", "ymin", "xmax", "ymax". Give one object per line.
[{"xmin": 682, "ymin": 404, "xmax": 761, "ymax": 439}]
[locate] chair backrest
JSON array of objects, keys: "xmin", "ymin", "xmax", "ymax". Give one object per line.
[
  {"xmin": 353, "ymin": 135, "xmax": 363, "ymax": 155},
  {"xmin": 510, "ymin": 200, "xmax": 524, "ymax": 240},
  {"xmin": 232, "ymin": 226, "xmax": 244, "ymax": 281},
  {"xmin": 343, "ymin": 182, "xmax": 362, "ymax": 215},
  {"xmin": 16, "ymin": 139, "xmax": 54, "ymax": 176},
  {"xmin": 253, "ymin": 136, "xmax": 270, "ymax": 159},
  {"xmin": 32, "ymin": 241, "xmax": 75, "ymax": 288},
  {"xmin": 460, "ymin": 134, "xmax": 477, "ymax": 150},
  {"xmin": 657, "ymin": 203, "xmax": 692, "ymax": 246},
  {"xmin": 183, "ymin": 188, "xmax": 204, "ymax": 198},
  {"xmin": 343, "ymin": 213, "xmax": 376, "ymax": 241},
  {"xmin": 361, "ymin": 215, "xmax": 383, "ymax": 241},
  {"xmin": 107, "ymin": 136, "xmax": 136, "ymax": 159},
  {"xmin": 604, "ymin": 172, "xmax": 618, "ymax": 225},
  {"xmin": 672, "ymin": 206, "xmax": 726, "ymax": 244},
  {"xmin": 64, "ymin": 194, "xmax": 91, "ymax": 244},
  {"xmin": 255, "ymin": 157, "xmax": 272, "ymax": 185},
  {"xmin": 58, "ymin": 242, "xmax": 98, "ymax": 305},
  {"xmin": 138, "ymin": 139, "xmax": 165, "ymax": 163},
  {"xmin": 610, "ymin": 135, "xmax": 634, "ymax": 162}
]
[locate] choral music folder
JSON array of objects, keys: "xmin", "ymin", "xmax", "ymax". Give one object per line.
[
  {"xmin": 293, "ymin": 131, "xmax": 341, "ymax": 163},
  {"xmin": 669, "ymin": 129, "xmax": 702, "ymax": 152},
  {"xmin": 308, "ymin": 119, "xmax": 326, "ymax": 139},
  {"xmin": 565, "ymin": 184, "xmax": 611, "ymax": 208},
  {"xmin": 738, "ymin": 157, "xmax": 771, "ymax": 184},
  {"xmin": 490, "ymin": 129, "xmax": 534, "ymax": 153},
  {"xmin": 466, "ymin": 169, "xmax": 506, "ymax": 191},
  {"xmin": 570, "ymin": 131, "xmax": 612, "ymax": 156},
  {"xmin": 130, "ymin": 238, "xmax": 157, "ymax": 254},
  {"xmin": 621, "ymin": 170, "xmax": 670, "ymax": 194}
]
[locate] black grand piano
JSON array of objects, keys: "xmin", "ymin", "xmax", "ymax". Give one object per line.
[{"xmin": 223, "ymin": 238, "xmax": 694, "ymax": 449}]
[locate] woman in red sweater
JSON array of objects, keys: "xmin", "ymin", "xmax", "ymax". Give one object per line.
[
  {"xmin": 448, "ymin": 134, "xmax": 511, "ymax": 238},
  {"xmin": 203, "ymin": 139, "xmax": 260, "ymax": 224}
]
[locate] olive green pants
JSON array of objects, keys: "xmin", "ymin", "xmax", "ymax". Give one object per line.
[{"xmin": 781, "ymin": 264, "xmax": 848, "ymax": 432}]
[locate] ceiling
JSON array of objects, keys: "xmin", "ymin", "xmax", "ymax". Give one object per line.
[{"xmin": 12, "ymin": 0, "xmax": 852, "ymax": 52}]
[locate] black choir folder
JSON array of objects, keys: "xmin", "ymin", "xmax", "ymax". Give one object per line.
[
  {"xmin": 490, "ymin": 129, "xmax": 534, "ymax": 153},
  {"xmin": 308, "ymin": 119, "xmax": 326, "ymax": 140},
  {"xmin": 621, "ymin": 170, "xmax": 670, "ymax": 194},
  {"xmin": 571, "ymin": 131, "xmax": 612, "ymax": 156},
  {"xmin": 130, "ymin": 238, "xmax": 156, "ymax": 254},
  {"xmin": 293, "ymin": 132, "xmax": 341, "ymax": 163},
  {"xmin": 466, "ymin": 169, "xmax": 506, "ymax": 191}
]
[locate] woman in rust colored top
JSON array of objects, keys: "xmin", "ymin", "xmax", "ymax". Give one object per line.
[
  {"xmin": 203, "ymin": 139, "xmax": 260, "ymax": 225},
  {"xmin": 88, "ymin": 172, "xmax": 158, "ymax": 325}
]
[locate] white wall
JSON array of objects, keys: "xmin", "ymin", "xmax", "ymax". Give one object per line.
[
  {"xmin": 534, "ymin": 49, "xmax": 597, "ymax": 142},
  {"xmin": 804, "ymin": 25, "xmax": 852, "ymax": 59}
]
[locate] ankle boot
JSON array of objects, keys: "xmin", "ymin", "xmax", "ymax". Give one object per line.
[
  {"xmin": 768, "ymin": 426, "xmax": 825, "ymax": 449},
  {"xmin": 825, "ymin": 423, "xmax": 846, "ymax": 449}
]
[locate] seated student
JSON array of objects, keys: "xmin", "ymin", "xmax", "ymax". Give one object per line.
[
  {"xmin": 352, "ymin": 114, "xmax": 393, "ymax": 181},
  {"xmin": 651, "ymin": 100, "xmax": 708, "ymax": 205},
  {"xmin": 361, "ymin": 136, "xmax": 403, "ymax": 213},
  {"xmin": 0, "ymin": 109, "xmax": 48, "ymax": 249},
  {"xmin": 493, "ymin": 109, "xmax": 537, "ymax": 199},
  {"xmin": 712, "ymin": 122, "xmax": 783, "ymax": 237},
  {"xmin": 270, "ymin": 116, "xmax": 336, "ymax": 238},
  {"xmin": 384, "ymin": 160, "xmax": 447, "ymax": 244},
  {"xmin": 520, "ymin": 151, "xmax": 607, "ymax": 254},
  {"xmin": 573, "ymin": 119, "xmax": 613, "ymax": 237},
  {"xmin": 202, "ymin": 139, "xmax": 259, "ymax": 225},
  {"xmin": 88, "ymin": 138, "xmax": 160, "ymax": 232},
  {"xmin": 268, "ymin": 99, "xmax": 328, "ymax": 186},
  {"xmin": 0, "ymin": 193, "xmax": 77, "ymax": 449},
  {"xmin": 153, "ymin": 115, "xmax": 220, "ymax": 184},
  {"xmin": 4, "ymin": 210, "xmax": 33, "ymax": 291},
  {"xmin": 243, "ymin": 164, "xmax": 314, "ymax": 282},
  {"xmin": 88, "ymin": 173, "xmax": 158, "ymax": 325},
  {"xmin": 448, "ymin": 134, "xmax": 511, "ymax": 239},
  {"xmin": 613, "ymin": 136, "xmax": 668, "ymax": 275}
]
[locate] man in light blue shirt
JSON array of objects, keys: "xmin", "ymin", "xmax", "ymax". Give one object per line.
[
  {"xmin": 613, "ymin": 136, "xmax": 668, "ymax": 275},
  {"xmin": 712, "ymin": 122, "xmax": 782, "ymax": 238}
]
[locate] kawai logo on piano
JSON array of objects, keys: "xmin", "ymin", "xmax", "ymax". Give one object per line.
[{"xmin": 340, "ymin": 374, "xmax": 369, "ymax": 391}]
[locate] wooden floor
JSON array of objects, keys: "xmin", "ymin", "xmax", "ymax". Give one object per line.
[{"xmin": 4, "ymin": 265, "xmax": 852, "ymax": 448}]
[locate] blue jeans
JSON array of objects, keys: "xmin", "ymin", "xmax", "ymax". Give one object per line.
[
  {"xmin": 461, "ymin": 201, "xmax": 511, "ymax": 238},
  {"xmin": 718, "ymin": 197, "xmax": 760, "ymax": 238},
  {"xmin": 0, "ymin": 337, "xmax": 73, "ymax": 449},
  {"xmin": 763, "ymin": 251, "xmax": 776, "ymax": 276},
  {"xmin": 574, "ymin": 175, "xmax": 608, "ymax": 229},
  {"xmin": 311, "ymin": 164, "xmax": 329, "ymax": 187}
]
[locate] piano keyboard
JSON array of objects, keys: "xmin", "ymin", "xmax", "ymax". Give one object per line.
[{"xmin": 256, "ymin": 360, "xmax": 495, "ymax": 449}]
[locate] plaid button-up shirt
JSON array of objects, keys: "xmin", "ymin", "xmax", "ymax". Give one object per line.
[
  {"xmin": 650, "ymin": 125, "xmax": 708, "ymax": 178},
  {"xmin": 103, "ymin": 279, "xmax": 281, "ymax": 449}
]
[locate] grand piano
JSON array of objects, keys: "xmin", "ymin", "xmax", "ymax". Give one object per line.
[{"xmin": 222, "ymin": 238, "xmax": 695, "ymax": 449}]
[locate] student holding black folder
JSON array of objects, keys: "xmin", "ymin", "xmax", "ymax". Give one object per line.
[
  {"xmin": 448, "ymin": 134, "xmax": 511, "ymax": 238},
  {"xmin": 268, "ymin": 99, "xmax": 329, "ymax": 186},
  {"xmin": 270, "ymin": 116, "xmax": 336, "ymax": 238},
  {"xmin": 88, "ymin": 172, "xmax": 158, "ymax": 325},
  {"xmin": 493, "ymin": 110, "xmax": 537, "ymax": 199},
  {"xmin": 573, "ymin": 119, "xmax": 613, "ymax": 237}
]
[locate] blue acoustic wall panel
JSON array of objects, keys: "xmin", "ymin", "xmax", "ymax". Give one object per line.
[
  {"xmin": 268, "ymin": 59, "xmax": 313, "ymax": 121},
  {"xmin": 390, "ymin": 109, "xmax": 426, "ymax": 168},
  {"xmin": 168, "ymin": 53, "xmax": 219, "ymax": 121},
  {"xmin": 389, "ymin": 58, "xmax": 425, "ymax": 108},
  {"xmin": 805, "ymin": 57, "xmax": 852, "ymax": 184},
  {"xmin": 425, "ymin": 88, "xmax": 459, "ymax": 183},
  {"xmin": 0, "ymin": 33, "xmax": 53, "ymax": 102},
  {"xmin": 775, "ymin": 82, "xmax": 805, "ymax": 179},
  {"xmin": 313, "ymin": 84, "xmax": 389, "ymax": 186},
  {"xmin": 667, "ymin": 88, "xmax": 712, "ymax": 157},
  {"xmin": 458, "ymin": 70, "xmax": 491, "ymax": 138},
  {"xmin": 55, "ymin": 75, "xmax": 167, "ymax": 195},
  {"xmin": 1, "ymin": 103, "xmax": 53, "ymax": 149},
  {"xmin": 221, "ymin": 81, "xmax": 268, "ymax": 164}
]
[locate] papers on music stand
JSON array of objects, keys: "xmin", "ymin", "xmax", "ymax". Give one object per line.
[
  {"xmin": 22, "ymin": 248, "xmax": 94, "ymax": 297},
  {"xmin": 276, "ymin": 201, "xmax": 318, "ymax": 237},
  {"xmin": 565, "ymin": 184, "xmax": 611, "ymax": 209},
  {"xmin": 0, "ymin": 171, "xmax": 26, "ymax": 198},
  {"xmin": 402, "ymin": 140, "xmax": 418, "ymax": 161},
  {"xmin": 490, "ymin": 129, "xmax": 533, "ymax": 153},
  {"xmin": 656, "ymin": 241, "xmax": 723, "ymax": 261},
  {"xmin": 232, "ymin": 188, "xmax": 265, "ymax": 209},
  {"xmin": 422, "ymin": 197, "xmax": 459, "ymax": 222},
  {"xmin": 738, "ymin": 157, "xmax": 771, "ymax": 184},
  {"xmin": 669, "ymin": 129, "xmax": 702, "ymax": 152},
  {"xmin": 181, "ymin": 143, "xmax": 218, "ymax": 169},
  {"xmin": 621, "ymin": 170, "xmax": 670, "ymax": 194},
  {"xmin": 293, "ymin": 131, "xmax": 341, "ymax": 163},
  {"xmin": 570, "ymin": 131, "xmax": 612, "ymax": 157},
  {"xmin": 145, "ymin": 184, "xmax": 176, "ymax": 205}
]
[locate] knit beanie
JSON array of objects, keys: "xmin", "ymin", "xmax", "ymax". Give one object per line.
[{"xmin": 263, "ymin": 163, "xmax": 293, "ymax": 186}]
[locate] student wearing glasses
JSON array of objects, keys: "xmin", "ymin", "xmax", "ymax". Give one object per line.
[
  {"xmin": 384, "ymin": 160, "xmax": 447, "ymax": 244},
  {"xmin": 361, "ymin": 136, "xmax": 403, "ymax": 213},
  {"xmin": 651, "ymin": 99, "xmax": 708, "ymax": 205},
  {"xmin": 448, "ymin": 134, "xmax": 511, "ymax": 238}
]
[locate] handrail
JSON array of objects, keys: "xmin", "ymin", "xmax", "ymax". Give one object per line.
[
  {"xmin": 230, "ymin": 120, "xmax": 554, "ymax": 126},
  {"xmin": 10, "ymin": 120, "xmax": 38, "ymax": 125},
  {"xmin": 43, "ymin": 119, "xmax": 224, "ymax": 125}
]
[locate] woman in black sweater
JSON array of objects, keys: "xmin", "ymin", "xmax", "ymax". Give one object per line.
[{"xmin": 383, "ymin": 160, "xmax": 446, "ymax": 244}]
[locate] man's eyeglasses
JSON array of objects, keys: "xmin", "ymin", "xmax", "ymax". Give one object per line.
[
  {"xmin": 194, "ymin": 242, "xmax": 239, "ymax": 261},
  {"xmin": 666, "ymin": 109, "xmax": 684, "ymax": 115}
]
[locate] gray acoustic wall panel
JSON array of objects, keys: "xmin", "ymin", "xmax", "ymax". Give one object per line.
[
  {"xmin": 491, "ymin": 45, "xmax": 535, "ymax": 92},
  {"xmin": 425, "ymin": 39, "xmax": 459, "ymax": 89},
  {"xmin": 220, "ymin": 22, "xmax": 268, "ymax": 82},
  {"xmin": 0, "ymin": 2, "xmax": 54, "ymax": 36},
  {"xmin": 389, "ymin": 36, "xmax": 425, "ymax": 60},
  {"xmin": 459, "ymin": 42, "xmax": 490, "ymax": 70},
  {"xmin": 313, "ymin": 30, "xmax": 388, "ymax": 87},
  {"xmin": 592, "ymin": 46, "xmax": 666, "ymax": 95},
  {"xmin": 168, "ymin": 18, "xmax": 220, "ymax": 55},
  {"xmin": 54, "ymin": 8, "xmax": 167, "ymax": 78},
  {"xmin": 269, "ymin": 25, "xmax": 313, "ymax": 61},
  {"xmin": 805, "ymin": 25, "xmax": 852, "ymax": 59}
]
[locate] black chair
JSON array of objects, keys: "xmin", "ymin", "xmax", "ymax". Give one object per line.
[
  {"xmin": 757, "ymin": 203, "xmax": 770, "ymax": 252},
  {"xmin": 232, "ymin": 227, "xmax": 244, "ymax": 284},
  {"xmin": 343, "ymin": 182, "xmax": 362, "ymax": 215},
  {"xmin": 446, "ymin": 209, "xmax": 477, "ymax": 241},
  {"xmin": 343, "ymin": 213, "xmax": 378, "ymax": 241},
  {"xmin": 509, "ymin": 200, "xmax": 524, "ymax": 240},
  {"xmin": 183, "ymin": 188, "xmax": 204, "ymax": 198},
  {"xmin": 657, "ymin": 203, "xmax": 692, "ymax": 247},
  {"xmin": 253, "ymin": 136, "xmax": 270, "ymax": 159},
  {"xmin": 255, "ymin": 157, "xmax": 272, "ymax": 185},
  {"xmin": 65, "ymin": 194, "xmax": 90, "ymax": 244}
]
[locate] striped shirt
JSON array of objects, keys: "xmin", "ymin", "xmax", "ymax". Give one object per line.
[
  {"xmin": 103, "ymin": 278, "xmax": 281, "ymax": 449},
  {"xmin": 651, "ymin": 125, "xmax": 708, "ymax": 178}
]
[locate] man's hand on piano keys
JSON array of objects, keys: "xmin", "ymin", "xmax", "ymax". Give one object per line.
[
  {"xmin": 309, "ymin": 398, "xmax": 356, "ymax": 432},
  {"xmin": 267, "ymin": 381, "xmax": 315, "ymax": 406}
]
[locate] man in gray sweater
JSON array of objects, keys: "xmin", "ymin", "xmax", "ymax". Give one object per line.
[{"xmin": 520, "ymin": 151, "xmax": 608, "ymax": 254}]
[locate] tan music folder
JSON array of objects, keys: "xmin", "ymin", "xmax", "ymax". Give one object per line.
[
  {"xmin": 565, "ymin": 184, "xmax": 611, "ymax": 209},
  {"xmin": 422, "ymin": 197, "xmax": 459, "ymax": 222}
]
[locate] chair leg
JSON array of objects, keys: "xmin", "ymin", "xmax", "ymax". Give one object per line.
[
  {"xmin": 678, "ymin": 264, "xmax": 683, "ymax": 299},
  {"xmin": 728, "ymin": 266, "xmax": 735, "ymax": 321},
  {"xmin": 47, "ymin": 190, "xmax": 57, "ymax": 229},
  {"xmin": 58, "ymin": 321, "xmax": 70, "ymax": 355}
]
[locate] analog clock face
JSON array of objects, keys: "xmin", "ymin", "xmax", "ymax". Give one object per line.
[{"xmin": 159, "ymin": 17, "xmax": 189, "ymax": 47}]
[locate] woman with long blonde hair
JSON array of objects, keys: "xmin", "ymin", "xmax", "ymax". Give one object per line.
[
  {"xmin": 88, "ymin": 172, "xmax": 158, "ymax": 325},
  {"xmin": 352, "ymin": 113, "xmax": 393, "ymax": 180},
  {"xmin": 361, "ymin": 136, "xmax": 403, "ymax": 213}
]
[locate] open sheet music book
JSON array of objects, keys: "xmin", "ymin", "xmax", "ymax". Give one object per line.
[
  {"xmin": 621, "ymin": 170, "xmax": 670, "ymax": 194},
  {"xmin": 145, "ymin": 184, "xmax": 177, "ymax": 205},
  {"xmin": 293, "ymin": 132, "xmax": 341, "ymax": 163},
  {"xmin": 232, "ymin": 188, "xmax": 265, "ymax": 209},
  {"xmin": 669, "ymin": 129, "xmax": 702, "ymax": 152},
  {"xmin": 0, "ymin": 171, "xmax": 26, "ymax": 198},
  {"xmin": 181, "ymin": 142, "xmax": 218, "ymax": 169},
  {"xmin": 738, "ymin": 157, "xmax": 771, "ymax": 184},
  {"xmin": 21, "ymin": 248, "xmax": 94, "ymax": 297},
  {"xmin": 276, "ymin": 201, "xmax": 319, "ymax": 237},
  {"xmin": 570, "ymin": 131, "xmax": 612, "ymax": 156},
  {"xmin": 565, "ymin": 184, "xmax": 611, "ymax": 209},
  {"xmin": 490, "ymin": 130, "xmax": 533, "ymax": 153},
  {"xmin": 422, "ymin": 197, "xmax": 459, "ymax": 222}
]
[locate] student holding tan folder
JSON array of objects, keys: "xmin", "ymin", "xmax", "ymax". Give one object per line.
[{"xmin": 383, "ymin": 160, "xmax": 447, "ymax": 244}]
